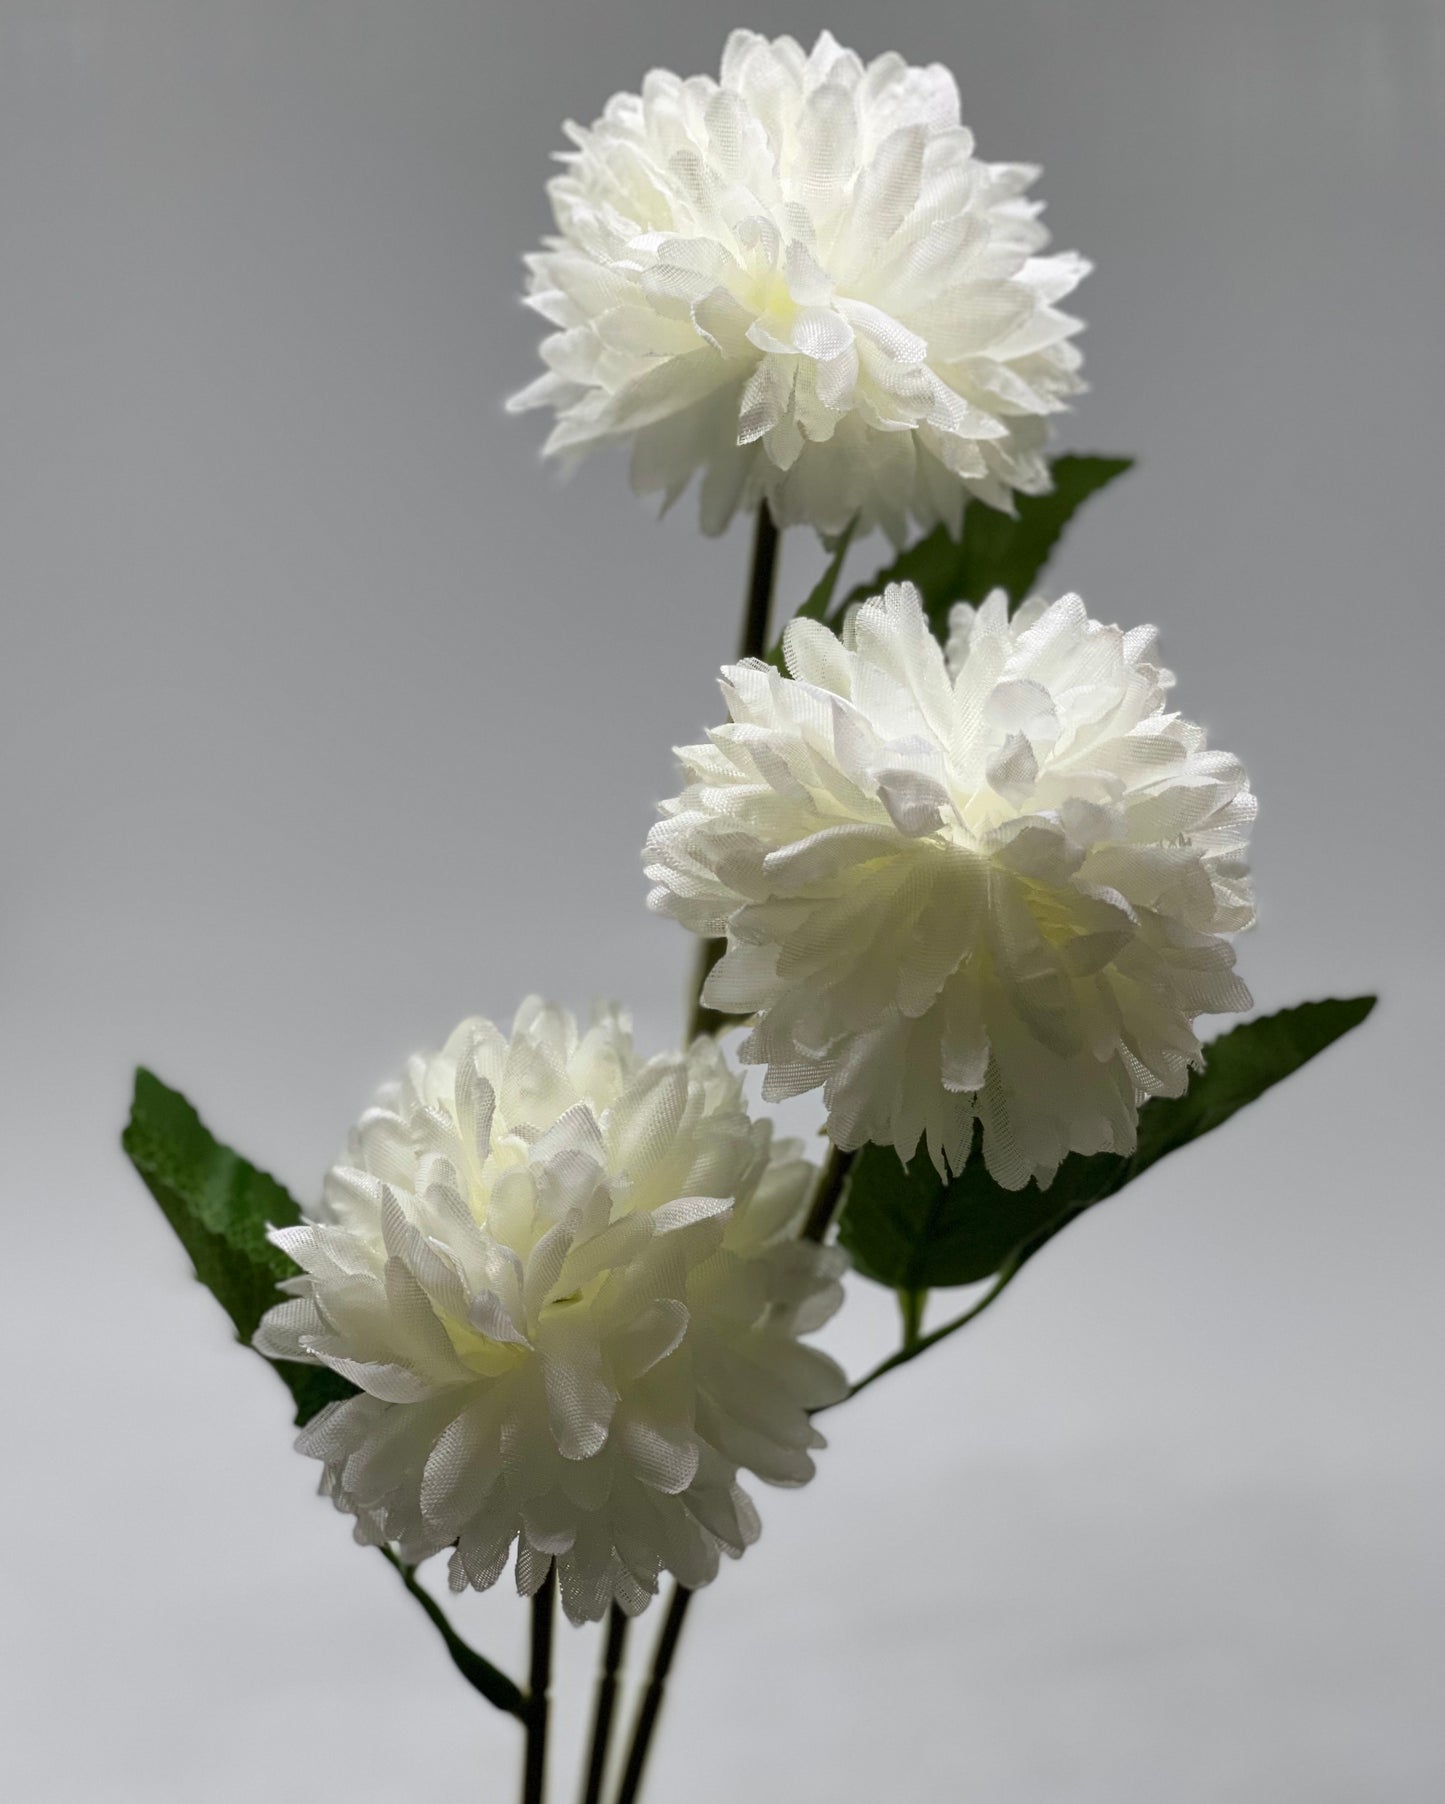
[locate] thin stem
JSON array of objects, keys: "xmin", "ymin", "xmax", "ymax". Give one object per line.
[
  {"xmin": 620, "ymin": 506, "xmax": 781, "ymax": 1795},
  {"xmin": 686, "ymin": 503, "xmax": 782, "ymax": 1043},
  {"xmin": 899, "ymin": 1286, "xmax": 927, "ymax": 1353},
  {"xmin": 737, "ymin": 501, "xmax": 780, "ymax": 662},
  {"xmin": 379, "ymin": 1547, "xmax": 526, "ymax": 1718},
  {"xmin": 612, "ymin": 1584, "xmax": 693, "ymax": 1804},
  {"xmin": 580, "ymin": 1605, "xmax": 631, "ymax": 1804},
  {"xmin": 837, "ymin": 1256, "xmax": 1027, "ymax": 1409},
  {"xmin": 522, "ymin": 1568, "xmax": 557, "ymax": 1804},
  {"xmin": 684, "ymin": 938, "xmax": 728, "ymax": 1043},
  {"xmin": 801, "ymin": 1143, "xmax": 857, "ymax": 1244}
]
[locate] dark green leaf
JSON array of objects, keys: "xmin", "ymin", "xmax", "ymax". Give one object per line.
[
  {"xmin": 840, "ymin": 1129, "xmax": 1120, "ymax": 1292},
  {"xmin": 829, "ymin": 454, "xmax": 1134, "ymax": 638},
  {"xmin": 273, "ymin": 1359, "xmax": 359, "ymax": 1426},
  {"xmin": 123, "ymin": 1067, "xmax": 298, "ymax": 1341},
  {"xmin": 126, "ymin": 1072, "xmax": 524, "ymax": 1718},
  {"xmin": 123, "ymin": 1067, "xmax": 356, "ymax": 1424},
  {"xmin": 1129, "ymin": 995, "xmax": 1376, "ymax": 1169},
  {"xmin": 838, "ymin": 997, "xmax": 1376, "ymax": 1291},
  {"xmin": 381, "ymin": 1550, "xmax": 527, "ymax": 1717}
]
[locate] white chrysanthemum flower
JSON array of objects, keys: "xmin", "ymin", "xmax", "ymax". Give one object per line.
[
  {"xmin": 255, "ymin": 1000, "xmax": 846, "ymax": 1625},
  {"xmin": 509, "ymin": 29, "xmax": 1087, "ymax": 542},
  {"xmin": 645, "ymin": 587, "xmax": 1256, "ymax": 1189}
]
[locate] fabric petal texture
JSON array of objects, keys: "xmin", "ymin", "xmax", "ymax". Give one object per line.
[
  {"xmin": 645, "ymin": 586, "xmax": 1257, "ymax": 1188},
  {"xmin": 255, "ymin": 1002, "xmax": 846, "ymax": 1624},
  {"xmin": 510, "ymin": 30, "xmax": 1087, "ymax": 541}
]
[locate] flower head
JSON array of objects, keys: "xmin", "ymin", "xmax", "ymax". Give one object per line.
[
  {"xmin": 645, "ymin": 588, "xmax": 1256, "ymax": 1189},
  {"xmin": 509, "ymin": 29, "xmax": 1087, "ymax": 542},
  {"xmin": 255, "ymin": 1000, "xmax": 846, "ymax": 1624}
]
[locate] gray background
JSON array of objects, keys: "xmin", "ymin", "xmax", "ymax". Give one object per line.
[{"xmin": 3, "ymin": 2, "xmax": 1442, "ymax": 1799}]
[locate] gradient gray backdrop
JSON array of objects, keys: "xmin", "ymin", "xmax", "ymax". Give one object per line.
[{"xmin": 3, "ymin": 3, "xmax": 1442, "ymax": 1800}]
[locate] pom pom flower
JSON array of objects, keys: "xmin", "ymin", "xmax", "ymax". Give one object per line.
[
  {"xmin": 645, "ymin": 587, "xmax": 1256, "ymax": 1189},
  {"xmin": 255, "ymin": 1000, "xmax": 846, "ymax": 1625},
  {"xmin": 509, "ymin": 29, "xmax": 1087, "ymax": 541}
]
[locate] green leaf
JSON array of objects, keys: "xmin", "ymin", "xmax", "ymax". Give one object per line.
[
  {"xmin": 838, "ymin": 997, "xmax": 1377, "ymax": 1292},
  {"xmin": 1128, "ymin": 995, "xmax": 1376, "ymax": 1169},
  {"xmin": 276, "ymin": 1358, "xmax": 359, "ymax": 1427},
  {"xmin": 125, "ymin": 1071, "xmax": 525, "ymax": 1718},
  {"xmin": 381, "ymin": 1550, "xmax": 527, "ymax": 1717},
  {"xmin": 829, "ymin": 454, "xmax": 1134, "ymax": 638},
  {"xmin": 122, "ymin": 1067, "xmax": 356, "ymax": 1424},
  {"xmin": 840, "ymin": 1134, "xmax": 1118, "ymax": 1294}
]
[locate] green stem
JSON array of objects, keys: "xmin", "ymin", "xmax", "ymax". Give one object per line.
[
  {"xmin": 522, "ymin": 1568, "xmax": 557, "ymax": 1804},
  {"xmin": 801, "ymin": 1142, "xmax": 857, "ymax": 1244},
  {"xmin": 839, "ymin": 1256, "xmax": 1027, "ymax": 1408},
  {"xmin": 686, "ymin": 503, "xmax": 781, "ymax": 1044},
  {"xmin": 612, "ymin": 1585, "xmax": 692, "ymax": 1804},
  {"xmin": 629, "ymin": 504, "xmax": 783, "ymax": 1796},
  {"xmin": 580, "ymin": 1605, "xmax": 630, "ymax": 1804},
  {"xmin": 899, "ymin": 1286, "xmax": 927, "ymax": 1353},
  {"xmin": 737, "ymin": 501, "xmax": 780, "ymax": 663},
  {"xmin": 379, "ymin": 1547, "xmax": 525, "ymax": 1718},
  {"xmin": 684, "ymin": 938, "xmax": 729, "ymax": 1043}
]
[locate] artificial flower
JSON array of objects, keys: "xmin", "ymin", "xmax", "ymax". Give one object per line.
[
  {"xmin": 255, "ymin": 1000, "xmax": 846, "ymax": 1623},
  {"xmin": 510, "ymin": 29, "xmax": 1087, "ymax": 541},
  {"xmin": 645, "ymin": 586, "xmax": 1255, "ymax": 1187}
]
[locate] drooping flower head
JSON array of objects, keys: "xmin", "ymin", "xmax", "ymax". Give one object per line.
[
  {"xmin": 645, "ymin": 588, "xmax": 1256, "ymax": 1189},
  {"xmin": 255, "ymin": 1000, "xmax": 846, "ymax": 1624},
  {"xmin": 510, "ymin": 30, "xmax": 1087, "ymax": 542}
]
